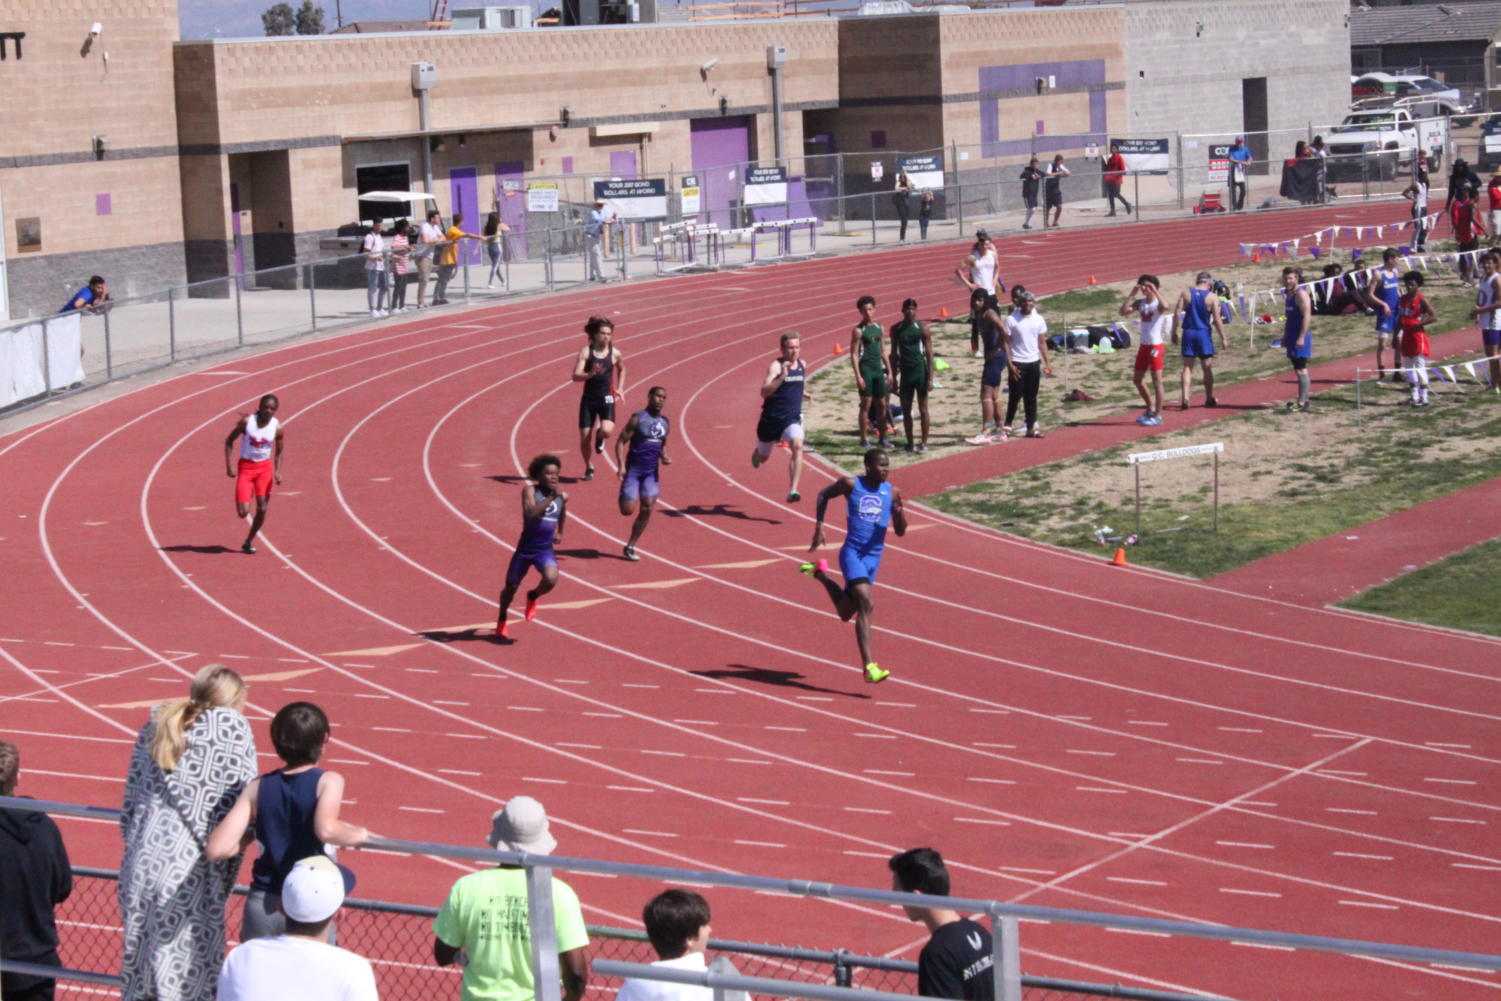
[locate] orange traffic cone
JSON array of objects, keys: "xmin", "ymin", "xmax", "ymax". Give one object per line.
[
  {"xmin": 1110, "ymin": 547, "xmax": 1128, "ymax": 567},
  {"xmin": 1088, "ymin": 275, "xmax": 1098, "ymax": 285},
  {"xmin": 1252, "ymin": 251, "xmax": 1261, "ymax": 263},
  {"xmin": 833, "ymin": 342, "xmax": 845, "ymax": 354},
  {"xmin": 939, "ymin": 306, "xmax": 949, "ymax": 319}
]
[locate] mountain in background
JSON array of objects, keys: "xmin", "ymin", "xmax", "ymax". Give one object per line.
[{"xmin": 179, "ymin": 0, "xmax": 443, "ymax": 39}]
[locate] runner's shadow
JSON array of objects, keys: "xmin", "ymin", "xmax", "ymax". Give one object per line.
[
  {"xmin": 694, "ymin": 664, "xmax": 870, "ymax": 699},
  {"xmin": 663, "ymin": 504, "xmax": 779, "ymax": 525},
  {"xmin": 418, "ymin": 627, "xmax": 511, "ymax": 645},
  {"xmin": 555, "ymin": 547, "xmax": 627, "ymax": 560},
  {"xmin": 159, "ymin": 544, "xmax": 237, "ymax": 555}
]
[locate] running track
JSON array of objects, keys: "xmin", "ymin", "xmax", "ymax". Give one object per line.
[{"xmin": 4, "ymin": 203, "xmax": 1500, "ymax": 1001}]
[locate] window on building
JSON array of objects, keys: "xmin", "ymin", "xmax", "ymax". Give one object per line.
[{"xmin": 356, "ymin": 162, "xmax": 413, "ymax": 224}]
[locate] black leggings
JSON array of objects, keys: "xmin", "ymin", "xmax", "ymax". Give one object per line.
[{"xmin": 1005, "ymin": 360, "xmax": 1042, "ymax": 429}]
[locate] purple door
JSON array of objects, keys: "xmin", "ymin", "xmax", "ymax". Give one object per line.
[
  {"xmin": 494, "ymin": 160, "xmax": 527, "ymax": 247},
  {"xmin": 230, "ymin": 182, "xmax": 245, "ymax": 281},
  {"xmin": 449, "ymin": 167, "xmax": 481, "ymax": 265},
  {"xmin": 691, "ymin": 117, "xmax": 751, "ymax": 228},
  {"xmin": 609, "ymin": 151, "xmax": 639, "ymax": 179}
]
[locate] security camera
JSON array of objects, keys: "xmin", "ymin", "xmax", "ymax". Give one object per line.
[
  {"xmin": 701, "ymin": 58, "xmax": 719, "ymax": 73},
  {"xmin": 90, "ymin": 22, "xmax": 102, "ymax": 36}
]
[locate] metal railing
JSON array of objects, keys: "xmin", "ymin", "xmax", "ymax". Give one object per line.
[{"xmin": 8, "ymin": 797, "xmax": 1501, "ymax": 1001}]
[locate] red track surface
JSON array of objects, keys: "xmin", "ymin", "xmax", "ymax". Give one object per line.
[{"xmin": 4, "ymin": 204, "xmax": 1501, "ymax": 1001}]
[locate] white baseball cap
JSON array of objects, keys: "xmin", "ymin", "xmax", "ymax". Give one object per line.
[
  {"xmin": 487, "ymin": 795, "xmax": 558, "ymax": 854},
  {"xmin": 281, "ymin": 856, "xmax": 355, "ymax": 923}
]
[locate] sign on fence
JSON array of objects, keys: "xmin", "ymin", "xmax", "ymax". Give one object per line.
[
  {"xmin": 594, "ymin": 178, "xmax": 668, "ymax": 220},
  {"xmin": 1207, "ymin": 144, "xmax": 1233, "ymax": 184},
  {"xmin": 1111, "ymin": 137, "xmax": 1169, "ymax": 175},
  {"xmin": 526, "ymin": 182, "xmax": 559, "ymax": 213},
  {"xmin": 680, "ymin": 174, "xmax": 701, "ymax": 216},
  {"xmin": 1482, "ymin": 117, "xmax": 1501, "ymax": 173},
  {"xmin": 744, "ymin": 166, "xmax": 788, "ymax": 206},
  {"xmin": 895, "ymin": 154, "xmax": 943, "ymax": 190},
  {"xmin": 2, "ymin": 312, "xmax": 84, "ymax": 407}
]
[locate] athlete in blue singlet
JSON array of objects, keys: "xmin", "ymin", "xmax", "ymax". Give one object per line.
[
  {"xmin": 1366, "ymin": 248, "xmax": 1403, "ymax": 380},
  {"xmin": 1281, "ymin": 267, "xmax": 1314, "ymax": 412},
  {"xmin": 1171, "ymin": 271, "xmax": 1227, "ymax": 410},
  {"xmin": 799, "ymin": 448, "xmax": 907, "ymax": 684},
  {"xmin": 495, "ymin": 454, "xmax": 567, "ymax": 640},
  {"xmin": 615, "ymin": 385, "xmax": 672, "ymax": 562}
]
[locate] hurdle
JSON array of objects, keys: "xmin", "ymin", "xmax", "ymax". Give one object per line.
[
  {"xmin": 748, "ymin": 217, "xmax": 819, "ymax": 264},
  {"xmin": 653, "ymin": 221, "xmax": 724, "ymax": 274},
  {"xmin": 1125, "ymin": 441, "xmax": 1224, "ymax": 535}
]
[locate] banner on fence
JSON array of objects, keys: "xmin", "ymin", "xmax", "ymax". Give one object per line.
[
  {"xmin": 1111, "ymin": 138, "xmax": 1169, "ymax": 175},
  {"xmin": 526, "ymin": 182, "xmax": 559, "ymax": 213},
  {"xmin": 594, "ymin": 179, "xmax": 668, "ymax": 220},
  {"xmin": 744, "ymin": 166, "xmax": 788, "ymax": 206},
  {"xmin": 680, "ymin": 174, "xmax": 701, "ymax": 216},
  {"xmin": 2, "ymin": 312, "xmax": 84, "ymax": 407},
  {"xmin": 895, "ymin": 154, "xmax": 943, "ymax": 190},
  {"xmin": 1207, "ymin": 144, "xmax": 1233, "ymax": 184},
  {"xmin": 1482, "ymin": 117, "xmax": 1501, "ymax": 173}
]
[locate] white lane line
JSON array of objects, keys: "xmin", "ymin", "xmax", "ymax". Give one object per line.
[
  {"xmin": 969, "ymin": 708, "xmax": 1009, "ymax": 715},
  {"xmin": 1430, "ymin": 816, "xmax": 1487, "ymax": 825},
  {"xmin": 1231, "ymin": 942, "xmax": 1296, "ymax": 952},
  {"xmin": 673, "ymin": 719, "xmax": 719, "ymax": 726},
  {"xmin": 353, "ymin": 693, "xmax": 388, "ymax": 700},
  {"xmin": 1333, "ymin": 852, "xmax": 1394, "ymax": 860},
  {"xmin": 954, "ymin": 817, "xmax": 1011, "ymax": 826},
  {"xmin": 404, "ymin": 668, "xmax": 439, "ymax": 675},
  {"xmin": 1126, "ymin": 721, "xmax": 1168, "ymax": 727},
  {"xmin": 622, "ymin": 829, "xmax": 678, "ymax": 838},
  {"xmin": 1176, "ymin": 758, "xmax": 1223, "ymax": 765},
  {"xmin": 726, "ymin": 758, "xmax": 772, "ymax": 765},
  {"xmin": 795, "ymin": 696, "xmax": 834, "ymax": 702},
  {"xmin": 582, "ymin": 711, "xmax": 621, "ymax": 718},
  {"xmin": 996, "ymin": 866, "xmax": 1054, "ymax": 875},
  {"xmin": 879, "ymin": 702, "xmax": 917, "ymax": 708},
  {"xmin": 1219, "ymin": 888, "xmax": 1282, "ymax": 898},
  {"xmin": 734, "ymin": 840, "xmax": 787, "ymax": 848},
  {"xmin": 432, "ymin": 700, "xmax": 470, "ymax": 706},
  {"xmin": 437, "ymin": 768, "xmax": 481, "ymax": 776},
  {"xmin": 641, "ymin": 749, "xmax": 686, "ymax": 757},
  {"xmin": 607, "ymin": 785, "xmax": 654, "ymax": 793},
  {"xmin": 1215, "ymin": 841, "xmax": 1275, "ymax": 849},
  {"xmin": 1339, "ymin": 900, "xmax": 1400, "ymax": 910},
  {"xmin": 737, "ymin": 797, "xmax": 791, "ymax": 805},
  {"xmin": 967, "ymin": 777, "xmax": 1016, "ymax": 785},
  {"xmin": 765, "ymin": 726, "xmax": 805, "ymax": 732},
  {"xmin": 1218, "ymin": 727, "xmax": 1263, "ymax": 733},
  {"xmin": 1066, "ymin": 749, "xmax": 1116, "ymax": 757},
  {"xmin": 1327, "ymin": 808, "xmax": 1377, "ymax": 815},
  {"xmin": 508, "ymin": 706, "xmax": 543, "ymax": 712},
  {"xmin": 1107, "ymin": 832, "xmax": 1154, "ymax": 839},
  {"xmin": 971, "ymin": 742, "xmax": 1016, "ymax": 749},
  {"xmin": 521, "ymin": 776, "xmax": 569, "ymax": 784},
  {"xmin": 854, "ymin": 733, "xmax": 897, "ymax": 739},
  {"xmin": 864, "ymin": 769, "xmax": 915, "ymax": 777},
  {"xmin": 1106, "ymin": 877, "xmax": 1168, "ymax": 886},
  {"xmin": 1317, "ymin": 769, "xmax": 1366, "ymax": 776},
  {"xmin": 372, "ymin": 726, "xmax": 411, "ymax": 732},
  {"xmin": 1452, "ymin": 863, "xmax": 1501, "ymax": 871},
  {"xmin": 1106, "ymin": 928, "xmax": 1171, "ymax": 938},
  {"xmin": 843, "ymin": 806, "xmax": 892, "ymax": 815},
  {"xmin": 1059, "ymin": 715, "xmax": 1092, "ymax": 721},
  {"xmin": 622, "ymin": 683, "xmax": 660, "ymax": 689},
  {"xmin": 398, "ymin": 806, "xmax": 444, "ymax": 814},
  {"xmin": 556, "ymin": 742, "xmax": 602, "ymax": 749},
  {"xmin": 555, "ymin": 679, "xmax": 588, "ymax": 685},
  {"xmin": 1424, "ymin": 778, "xmax": 1478, "ymax": 785},
  {"xmin": 1077, "ymin": 786, "xmax": 1126, "ymax": 794},
  {"xmin": 1426, "ymin": 742, "xmax": 1473, "ymax": 749},
  {"xmin": 842, "ymin": 850, "xmax": 888, "ymax": 859},
  {"xmin": 1239, "ymin": 800, "xmax": 1277, "ymax": 807},
  {"xmin": 2, "ymin": 729, "xmax": 130, "ymax": 744},
  {"xmin": 26, "ymin": 769, "xmax": 121, "ymax": 783}
]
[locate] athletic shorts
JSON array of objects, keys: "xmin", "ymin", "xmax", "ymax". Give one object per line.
[
  {"xmin": 1179, "ymin": 328, "xmax": 1215, "ymax": 358},
  {"xmin": 1375, "ymin": 310, "xmax": 1397, "ymax": 336},
  {"xmin": 1134, "ymin": 344, "xmax": 1165, "ymax": 373},
  {"xmin": 1401, "ymin": 329, "xmax": 1431, "ymax": 358},
  {"xmin": 981, "ymin": 354, "xmax": 1007, "ymax": 388},
  {"xmin": 1044, "ymin": 189, "xmax": 1062, "ymax": 208},
  {"xmin": 839, "ymin": 543, "xmax": 883, "ymax": 589},
  {"xmin": 897, "ymin": 368, "xmax": 929, "ymax": 405},
  {"xmin": 578, "ymin": 394, "xmax": 615, "ymax": 429},
  {"xmin": 505, "ymin": 549, "xmax": 556, "ymax": 590},
  {"xmin": 619, "ymin": 466, "xmax": 660, "ymax": 503},
  {"xmin": 859, "ymin": 371, "xmax": 888, "ymax": 399},
  {"xmin": 1284, "ymin": 336, "xmax": 1312, "ymax": 361},
  {"xmin": 235, "ymin": 458, "xmax": 274, "ymax": 504},
  {"xmin": 755, "ymin": 415, "xmax": 803, "ymax": 446},
  {"xmin": 1288, "ymin": 355, "xmax": 1309, "ymax": 371},
  {"xmin": 1483, "ymin": 328, "xmax": 1501, "ymax": 348}
]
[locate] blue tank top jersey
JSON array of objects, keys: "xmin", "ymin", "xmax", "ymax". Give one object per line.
[
  {"xmin": 627, "ymin": 410, "xmax": 669, "ymax": 469},
  {"xmin": 1284, "ymin": 289, "xmax": 1308, "ymax": 351},
  {"xmin": 1379, "ymin": 269, "xmax": 1401, "ymax": 312},
  {"xmin": 251, "ymin": 768, "xmax": 325, "ymax": 893},
  {"xmin": 517, "ymin": 489, "xmax": 564, "ymax": 554},
  {"xmin": 760, "ymin": 360, "xmax": 805, "ymax": 426},
  {"xmin": 844, "ymin": 477, "xmax": 893, "ymax": 555},
  {"xmin": 1182, "ymin": 287, "xmax": 1212, "ymax": 334}
]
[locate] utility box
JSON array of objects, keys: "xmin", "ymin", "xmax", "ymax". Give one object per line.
[
  {"xmin": 767, "ymin": 44, "xmax": 787, "ymax": 70},
  {"xmin": 451, "ymin": 6, "xmax": 533, "ymax": 29},
  {"xmin": 410, "ymin": 61, "xmax": 436, "ymax": 91}
]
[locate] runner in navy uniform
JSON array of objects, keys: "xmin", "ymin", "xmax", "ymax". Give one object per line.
[
  {"xmin": 495, "ymin": 454, "xmax": 567, "ymax": 640},
  {"xmin": 799, "ymin": 448, "xmax": 906, "ymax": 684},
  {"xmin": 1363, "ymin": 248, "xmax": 1403, "ymax": 380},
  {"xmin": 614, "ymin": 385, "xmax": 671, "ymax": 562},
  {"xmin": 572, "ymin": 316, "xmax": 626, "ymax": 482},
  {"xmin": 751, "ymin": 333, "xmax": 810, "ymax": 503}
]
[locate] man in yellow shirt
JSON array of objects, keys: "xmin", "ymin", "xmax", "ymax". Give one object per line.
[{"xmin": 434, "ymin": 212, "xmax": 482, "ymax": 305}]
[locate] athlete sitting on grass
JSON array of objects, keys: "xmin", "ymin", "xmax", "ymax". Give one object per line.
[
  {"xmin": 799, "ymin": 448, "xmax": 906, "ymax": 685},
  {"xmin": 496, "ymin": 454, "xmax": 567, "ymax": 639}
]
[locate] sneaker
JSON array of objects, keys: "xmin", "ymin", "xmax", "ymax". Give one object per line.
[
  {"xmin": 916, "ymin": 443, "xmax": 928, "ymax": 453},
  {"xmin": 524, "ymin": 596, "xmax": 540, "ymax": 621},
  {"xmin": 904, "ymin": 442, "xmax": 915, "ymax": 453},
  {"xmin": 1022, "ymin": 224, "xmax": 1032, "ymax": 230},
  {"xmin": 965, "ymin": 432, "xmax": 997, "ymax": 445},
  {"xmin": 863, "ymin": 663, "xmax": 891, "ymax": 684},
  {"xmin": 878, "ymin": 437, "xmax": 890, "ymax": 448},
  {"xmin": 751, "ymin": 451, "xmax": 764, "ymax": 469},
  {"xmin": 496, "ymin": 620, "xmax": 510, "ymax": 639},
  {"xmin": 370, "ymin": 309, "xmax": 381, "ymax": 318},
  {"xmin": 1391, "ymin": 373, "xmax": 1405, "ymax": 384},
  {"xmin": 241, "ymin": 541, "xmax": 256, "ymax": 555},
  {"xmin": 624, "ymin": 545, "xmax": 640, "ymax": 562},
  {"xmin": 1025, "ymin": 426, "xmax": 1045, "ymax": 439},
  {"xmin": 582, "ymin": 468, "xmax": 595, "ymax": 482},
  {"xmin": 1000, "ymin": 425, "xmax": 1014, "ymax": 436},
  {"xmin": 1205, "ymin": 395, "xmax": 1219, "ymax": 407},
  {"xmin": 787, "ymin": 490, "xmax": 801, "ymax": 503},
  {"xmin": 1141, "ymin": 415, "xmax": 1163, "ymax": 426},
  {"xmin": 1179, "ymin": 400, "xmax": 1190, "ymax": 411},
  {"xmin": 798, "ymin": 558, "xmax": 830, "ymax": 576}
]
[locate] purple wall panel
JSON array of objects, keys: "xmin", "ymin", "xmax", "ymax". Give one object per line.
[
  {"xmin": 449, "ymin": 167, "xmax": 481, "ymax": 265},
  {"xmin": 978, "ymin": 59, "xmax": 1109, "ymax": 159},
  {"xmin": 690, "ymin": 116, "xmax": 751, "ymax": 227},
  {"xmin": 609, "ymin": 151, "xmax": 638, "ymax": 178},
  {"xmin": 495, "ymin": 160, "xmax": 526, "ymax": 241}
]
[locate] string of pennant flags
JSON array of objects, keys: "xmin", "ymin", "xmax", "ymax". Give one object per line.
[{"xmin": 1380, "ymin": 357, "xmax": 1495, "ymax": 386}]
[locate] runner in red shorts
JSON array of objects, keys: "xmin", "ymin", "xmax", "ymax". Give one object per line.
[
  {"xmin": 224, "ymin": 394, "xmax": 285, "ymax": 554},
  {"xmin": 1120, "ymin": 275, "xmax": 1168, "ymax": 426}
]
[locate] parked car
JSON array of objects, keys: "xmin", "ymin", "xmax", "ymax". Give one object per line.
[
  {"xmin": 1325, "ymin": 107, "xmax": 1446, "ymax": 181},
  {"xmin": 1351, "ymin": 73, "xmax": 1474, "ymax": 123}
]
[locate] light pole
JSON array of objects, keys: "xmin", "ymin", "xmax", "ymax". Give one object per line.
[{"xmin": 768, "ymin": 44, "xmax": 787, "ymax": 165}]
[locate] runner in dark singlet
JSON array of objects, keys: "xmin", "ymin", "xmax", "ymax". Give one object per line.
[
  {"xmin": 849, "ymin": 295, "xmax": 891, "ymax": 447},
  {"xmin": 751, "ymin": 332, "xmax": 810, "ymax": 503},
  {"xmin": 888, "ymin": 298, "xmax": 933, "ymax": 453},
  {"xmin": 614, "ymin": 385, "xmax": 671, "ymax": 562},
  {"xmin": 572, "ymin": 316, "xmax": 626, "ymax": 482},
  {"xmin": 495, "ymin": 454, "xmax": 567, "ymax": 640}
]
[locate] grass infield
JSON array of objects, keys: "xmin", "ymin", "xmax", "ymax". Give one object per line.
[{"xmin": 1339, "ymin": 537, "xmax": 1501, "ymax": 638}]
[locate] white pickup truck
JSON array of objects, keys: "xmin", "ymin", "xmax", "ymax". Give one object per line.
[{"xmin": 1325, "ymin": 108, "xmax": 1447, "ymax": 181}]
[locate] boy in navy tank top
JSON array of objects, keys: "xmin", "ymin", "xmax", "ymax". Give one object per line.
[
  {"xmin": 1364, "ymin": 248, "xmax": 1403, "ymax": 380},
  {"xmin": 1280, "ymin": 267, "xmax": 1314, "ymax": 412},
  {"xmin": 496, "ymin": 454, "xmax": 568, "ymax": 638},
  {"xmin": 799, "ymin": 448, "xmax": 907, "ymax": 684},
  {"xmin": 614, "ymin": 386, "xmax": 672, "ymax": 562},
  {"xmin": 207, "ymin": 702, "xmax": 369, "ymax": 941},
  {"xmin": 1171, "ymin": 272, "xmax": 1227, "ymax": 410}
]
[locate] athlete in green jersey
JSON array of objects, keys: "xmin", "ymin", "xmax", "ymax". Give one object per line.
[
  {"xmin": 849, "ymin": 295, "xmax": 891, "ymax": 447},
  {"xmin": 888, "ymin": 298, "xmax": 933, "ymax": 452}
]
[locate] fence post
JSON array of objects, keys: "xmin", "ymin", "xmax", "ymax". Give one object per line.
[
  {"xmin": 545, "ymin": 228, "xmax": 555, "ymax": 291},
  {"xmin": 831, "ymin": 949, "xmax": 853, "ymax": 988},
  {"xmin": 1175, "ymin": 133, "xmax": 1186, "ymax": 209},
  {"xmin": 836, "ymin": 153, "xmax": 846, "ymax": 236},
  {"xmin": 956, "ymin": 179, "xmax": 965, "ymax": 235},
  {"xmin": 168, "ymin": 287, "xmax": 177, "ymax": 360},
  {"xmin": 1133, "ymin": 171, "xmax": 1140, "ymax": 221},
  {"xmin": 525, "ymin": 864, "xmax": 563, "ymax": 1001},
  {"xmin": 463, "ymin": 241, "xmax": 472, "ymax": 303},
  {"xmin": 103, "ymin": 308, "xmax": 114, "ymax": 380},
  {"xmin": 234, "ymin": 274, "xmax": 244, "ymax": 347},
  {"xmin": 870, "ymin": 191, "xmax": 877, "ymax": 246},
  {"xmin": 990, "ymin": 911, "xmax": 1022, "ymax": 1001},
  {"xmin": 308, "ymin": 264, "xmax": 318, "ymax": 330},
  {"xmin": 41, "ymin": 317, "xmax": 52, "ymax": 395}
]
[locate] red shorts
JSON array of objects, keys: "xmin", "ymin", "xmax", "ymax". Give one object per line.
[
  {"xmin": 1134, "ymin": 343, "xmax": 1165, "ymax": 373},
  {"xmin": 1401, "ymin": 329, "xmax": 1430, "ymax": 359},
  {"xmin": 236, "ymin": 458, "xmax": 274, "ymax": 504}
]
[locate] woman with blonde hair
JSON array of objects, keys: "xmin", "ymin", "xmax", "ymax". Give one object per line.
[{"xmin": 119, "ymin": 665, "xmax": 257, "ymax": 1001}]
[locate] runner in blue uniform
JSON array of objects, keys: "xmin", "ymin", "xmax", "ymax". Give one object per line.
[
  {"xmin": 495, "ymin": 454, "xmax": 567, "ymax": 640},
  {"xmin": 614, "ymin": 385, "xmax": 671, "ymax": 562},
  {"xmin": 1281, "ymin": 267, "xmax": 1314, "ymax": 412},
  {"xmin": 799, "ymin": 448, "xmax": 907, "ymax": 684},
  {"xmin": 751, "ymin": 333, "xmax": 810, "ymax": 503},
  {"xmin": 1363, "ymin": 248, "xmax": 1403, "ymax": 380},
  {"xmin": 1171, "ymin": 271, "xmax": 1227, "ymax": 410}
]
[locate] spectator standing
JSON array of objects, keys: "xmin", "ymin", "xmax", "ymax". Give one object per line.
[
  {"xmin": 1451, "ymin": 186, "xmax": 1486, "ymax": 284},
  {"xmin": 1227, "ymin": 136, "xmax": 1252, "ymax": 211},
  {"xmin": 1002, "ymin": 290, "xmax": 1050, "ymax": 437},
  {"xmin": 1310, "ymin": 135, "xmax": 1328, "ymax": 202},
  {"xmin": 1102, "ymin": 142, "xmax": 1131, "ymax": 216},
  {"xmin": 207, "ymin": 702, "xmax": 370, "ymax": 941},
  {"xmin": 217, "ymin": 856, "xmax": 376, "ymax": 1001},
  {"xmin": 0, "ymin": 740, "xmax": 73, "ymax": 1001},
  {"xmin": 1403, "ymin": 164, "xmax": 1430, "ymax": 252},
  {"xmin": 1043, "ymin": 154, "xmax": 1069, "ymax": 228},
  {"xmin": 1488, "ymin": 173, "xmax": 1501, "ymax": 247},
  {"xmin": 485, "ymin": 210, "xmax": 512, "ymax": 289},
  {"xmin": 119, "ymin": 665, "xmax": 257, "ymax": 1001},
  {"xmin": 892, "ymin": 171, "xmax": 912, "ymax": 242},
  {"xmin": 362, "ymin": 224, "xmax": 388, "ymax": 318},
  {"xmin": 433, "ymin": 796, "xmax": 590, "ymax": 1001},
  {"xmin": 388, "ymin": 220, "xmax": 412, "ymax": 312},
  {"xmin": 1018, "ymin": 158, "xmax": 1042, "ymax": 230},
  {"xmin": 585, "ymin": 197, "xmax": 613, "ymax": 283},
  {"xmin": 616, "ymin": 890, "xmax": 747, "ymax": 1001},
  {"xmin": 59, "ymin": 275, "xmax": 109, "ymax": 314},
  {"xmin": 1471, "ymin": 250, "xmax": 1501, "ymax": 393},
  {"xmin": 918, "ymin": 189, "xmax": 933, "ymax": 240},
  {"xmin": 887, "ymin": 849, "xmax": 994, "ymax": 1001},
  {"xmin": 434, "ymin": 212, "xmax": 482, "ymax": 305},
  {"xmin": 1121, "ymin": 275, "xmax": 1168, "ymax": 426},
  {"xmin": 1445, "ymin": 157, "xmax": 1481, "ymax": 214},
  {"xmin": 413, "ymin": 210, "xmax": 443, "ymax": 308}
]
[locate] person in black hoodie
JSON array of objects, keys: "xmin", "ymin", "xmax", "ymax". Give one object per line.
[{"xmin": 0, "ymin": 740, "xmax": 73, "ymax": 1001}]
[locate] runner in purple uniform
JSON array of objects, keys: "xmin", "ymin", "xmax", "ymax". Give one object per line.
[
  {"xmin": 615, "ymin": 386, "xmax": 672, "ymax": 562},
  {"xmin": 495, "ymin": 454, "xmax": 567, "ymax": 640}
]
